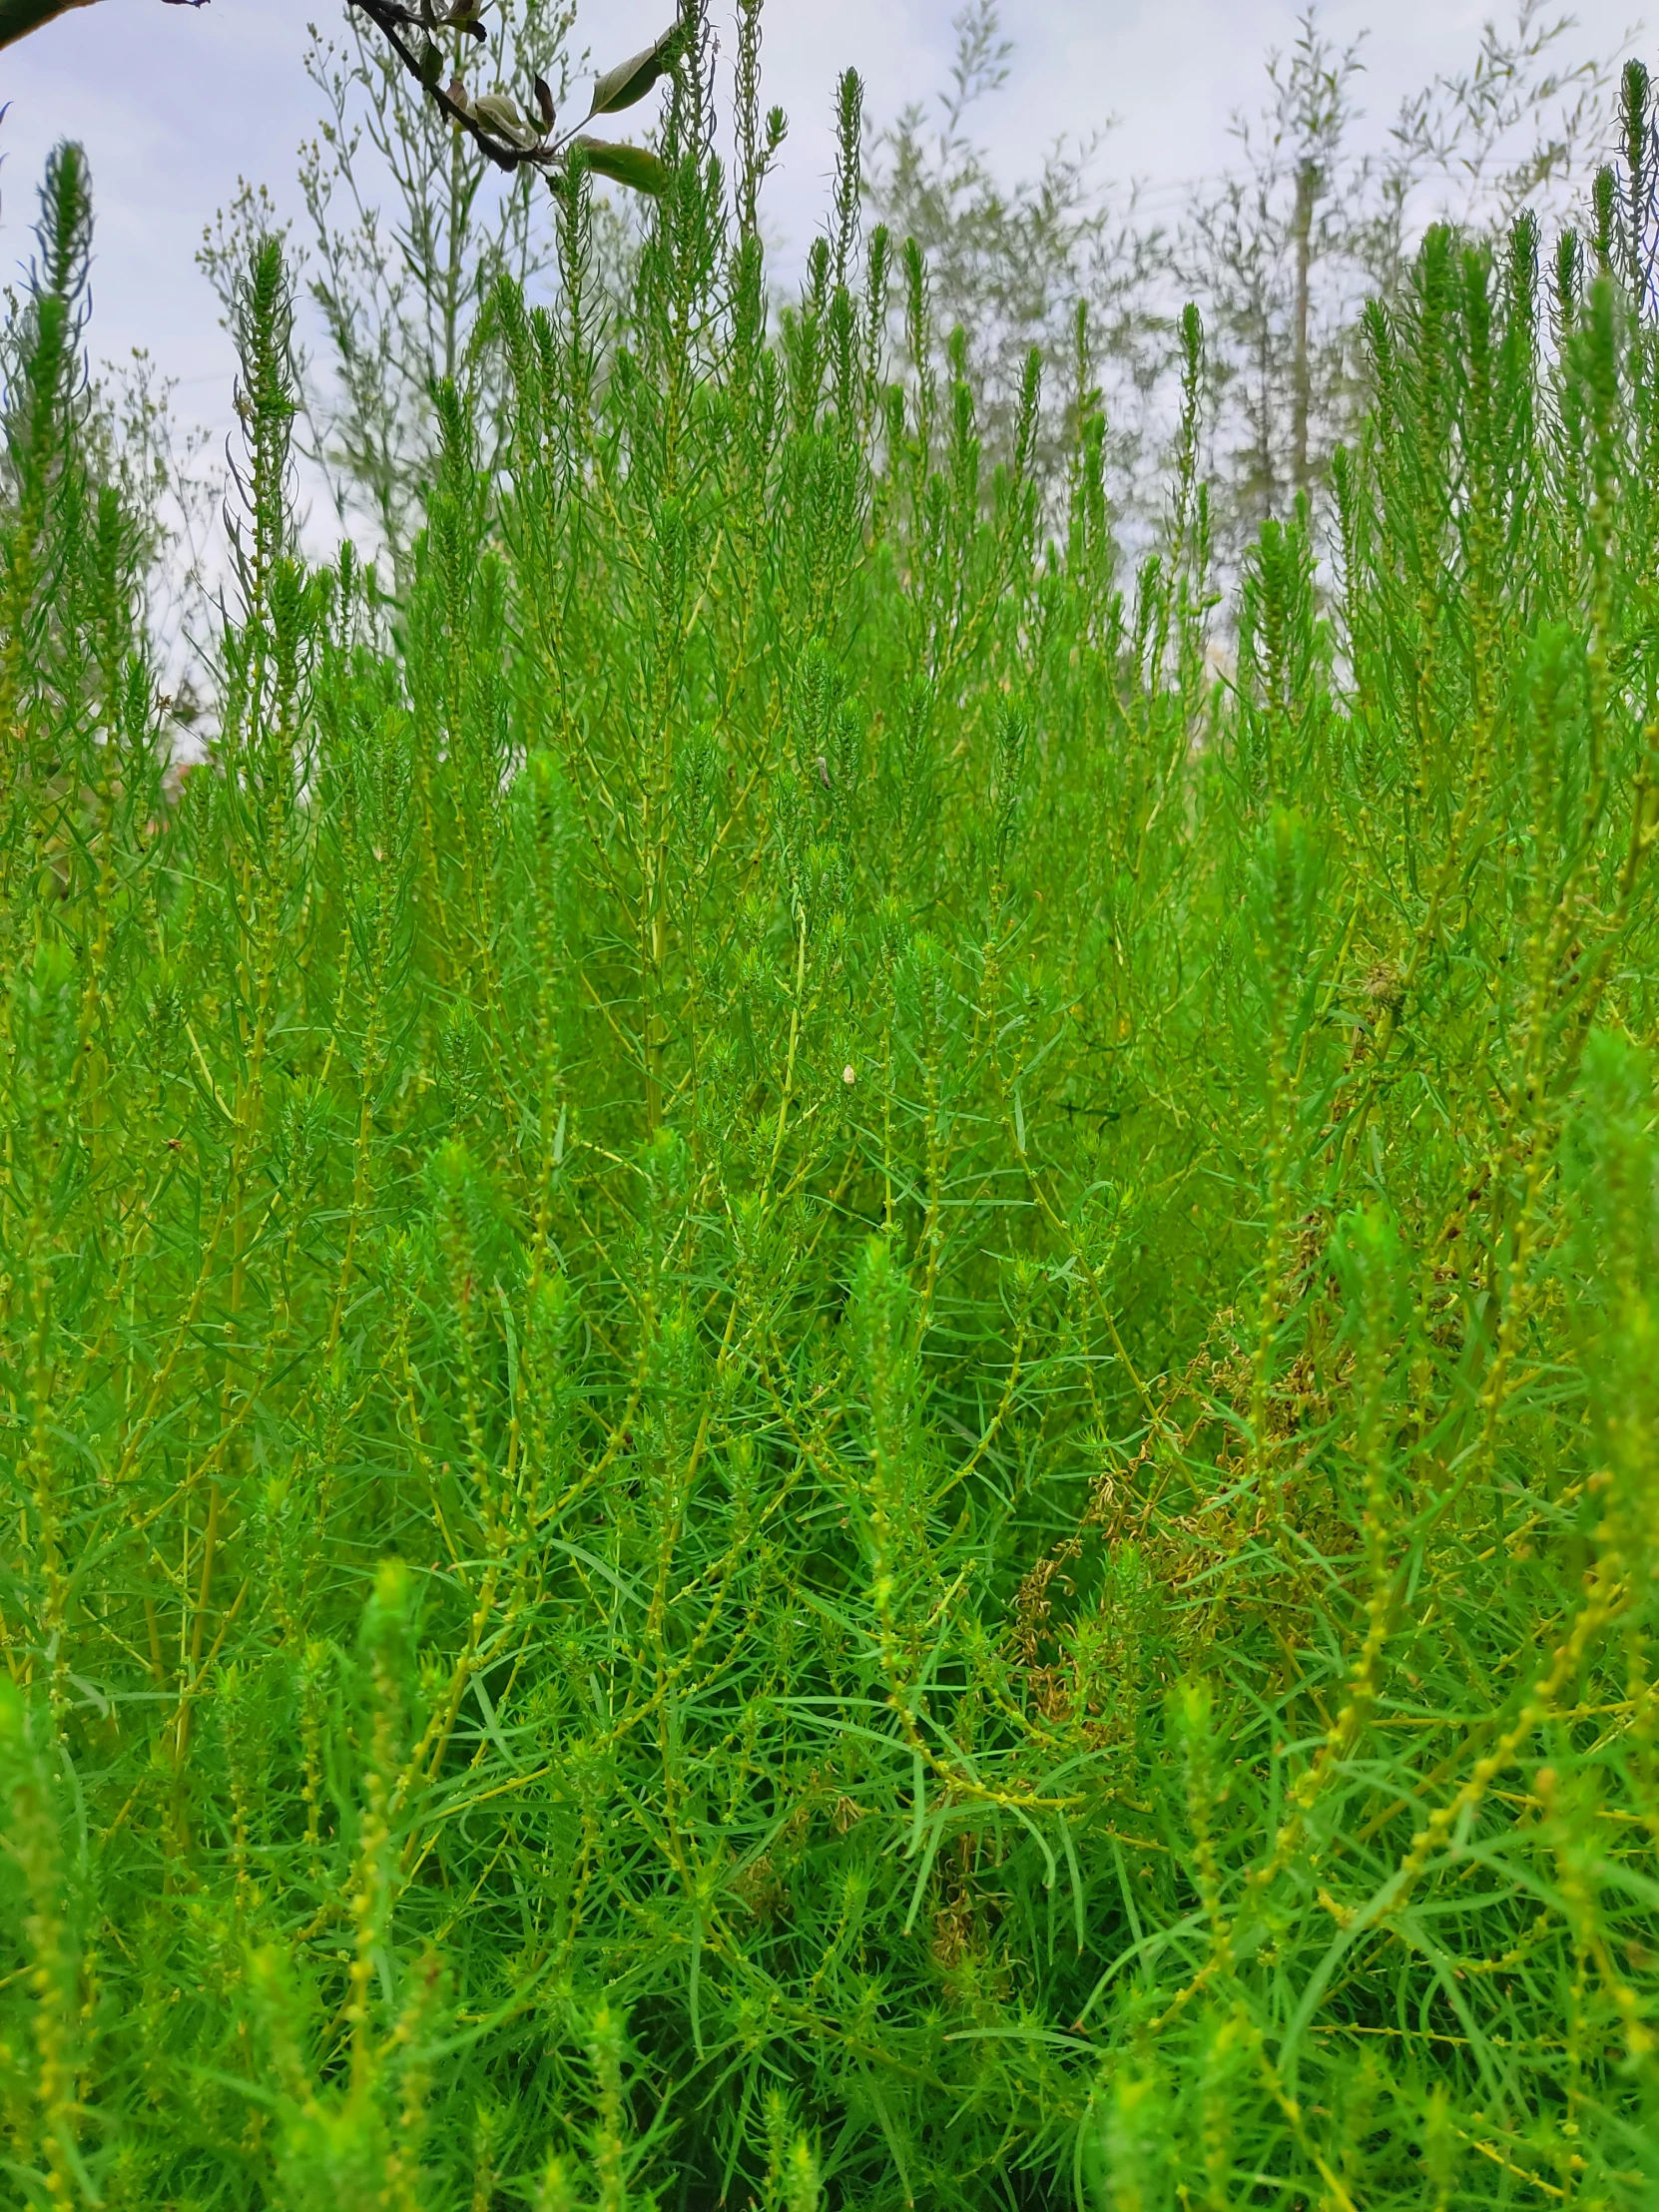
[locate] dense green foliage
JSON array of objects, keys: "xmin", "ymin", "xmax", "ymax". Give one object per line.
[{"xmin": 5, "ymin": 20, "xmax": 1659, "ymax": 2208}]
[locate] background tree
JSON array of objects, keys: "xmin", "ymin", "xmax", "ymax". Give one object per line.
[
  {"xmin": 864, "ymin": 0, "xmax": 1163, "ymax": 489},
  {"xmin": 1176, "ymin": 1, "xmax": 1614, "ymax": 546},
  {"xmin": 866, "ymin": 0, "xmax": 1617, "ymax": 553}
]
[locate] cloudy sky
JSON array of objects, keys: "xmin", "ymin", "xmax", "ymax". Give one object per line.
[{"xmin": 0, "ymin": 0, "xmax": 1646, "ymax": 448}]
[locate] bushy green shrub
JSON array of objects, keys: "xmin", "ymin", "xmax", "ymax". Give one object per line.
[{"xmin": 4, "ymin": 30, "xmax": 1659, "ymax": 2211}]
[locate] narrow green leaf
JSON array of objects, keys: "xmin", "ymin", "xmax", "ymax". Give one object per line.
[
  {"xmin": 472, "ymin": 91, "xmax": 541, "ymax": 149},
  {"xmin": 572, "ymin": 137, "xmax": 672, "ymax": 197},
  {"xmin": 586, "ymin": 21, "xmax": 685, "ymax": 118}
]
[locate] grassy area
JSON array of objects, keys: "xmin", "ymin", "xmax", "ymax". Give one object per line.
[{"xmin": 3, "ymin": 28, "xmax": 1659, "ymax": 2210}]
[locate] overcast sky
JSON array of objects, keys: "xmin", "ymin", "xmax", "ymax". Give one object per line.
[{"xmin": 0, "ymin": 0, "xmax": 1647, "ymax": 447}]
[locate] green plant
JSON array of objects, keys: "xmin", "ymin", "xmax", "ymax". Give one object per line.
[{"xmin": 6, "ymin": 9, "xmax": 1659, "ymax": 2207}]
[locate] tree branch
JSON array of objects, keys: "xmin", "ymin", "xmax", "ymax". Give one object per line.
[
  {"xmin": 344, "ymin": 0, "xmax": 598, "ymax": 184},
  {"xmin": 0, "ymin": 0, "xmax": 98, "ymax": 53},
  {"xmin": 0, "ymin": 0, "xmax": 207, "ymax": 55},
  {"xmin": 346, "ymin": 0, "xmax": 522, "ymax": 175}
]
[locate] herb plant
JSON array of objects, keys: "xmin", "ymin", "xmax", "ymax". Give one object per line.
[{"xmin": 4, "ymin": 16, "xmax": 1659, "ymax": 2209}]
